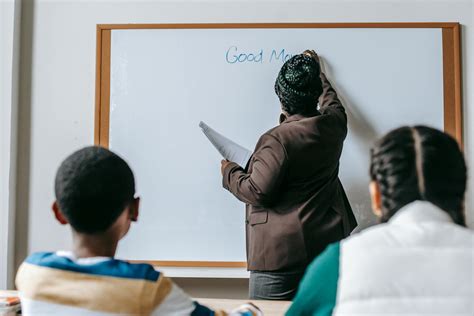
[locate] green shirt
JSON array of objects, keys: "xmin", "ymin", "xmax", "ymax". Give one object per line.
[{"xmin": 286, "ymin": 242, "xmax": 340, "ymax": 316}]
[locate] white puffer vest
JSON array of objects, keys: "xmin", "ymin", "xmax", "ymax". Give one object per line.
[{"xmin": 334, "ymin": 201, "xmax": 474, "ymax": 315}]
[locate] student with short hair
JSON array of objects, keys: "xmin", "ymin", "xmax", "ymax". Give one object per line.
[
  {"xmin": 286, "ymin": 126, "xmax": 473, "ymax": 315},
  {"xmin": 16, "ymin": 146, "xmax": 261, "ymax": 316}
]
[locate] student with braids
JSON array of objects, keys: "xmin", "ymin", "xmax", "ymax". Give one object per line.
[
  {"xmin": 221, "ymin": 50, "xmax": 357, "ymax": 300},
  {"xmin": 287, "ymin": 126, "xmax": 473, "ymax": 315}
]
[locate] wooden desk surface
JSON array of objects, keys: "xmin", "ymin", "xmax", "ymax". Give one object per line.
[
  {"xmin": 197, "ymin": 298, "xmax": 290, "ymax": 316},
  {"xmin": 0, "ymin": 291, "xmax": 291, "ymax": 315}
]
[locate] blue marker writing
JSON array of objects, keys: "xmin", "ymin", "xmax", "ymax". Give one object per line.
[{"xmin": 226, "ymin": 46, "xmax": 263, "ymax": 64}]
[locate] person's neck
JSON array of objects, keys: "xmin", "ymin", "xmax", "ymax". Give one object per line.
[{"xmin": 72, "ymin": 231, "xmax": 119, "ymax": 259}]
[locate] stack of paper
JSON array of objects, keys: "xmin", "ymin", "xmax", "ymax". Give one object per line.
[
  {"xmin": 0, "ymin": 291, "xmax": 20, "ymax": 316},
  {"xmin": 199, "ymin": 121, "xmax": 253, "ymax": 168}
]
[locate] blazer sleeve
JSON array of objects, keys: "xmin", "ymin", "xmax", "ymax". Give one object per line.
[
  {"xmin": 222, "ymin": 134, "xmax": 288, "ymax": 207},
  {"xmin": 318, "ymin": 72, "xmax": 347, "ymax": 127}
]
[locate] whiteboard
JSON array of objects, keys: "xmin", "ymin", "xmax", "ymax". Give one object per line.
[{"xmin": 106, "ymin": 27, "xmax": 445, "ymax": 262}]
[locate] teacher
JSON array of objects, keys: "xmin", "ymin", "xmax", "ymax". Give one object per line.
[{"xmin": 221, "ymin": 50, "xmax": 357, "ymax": 300}]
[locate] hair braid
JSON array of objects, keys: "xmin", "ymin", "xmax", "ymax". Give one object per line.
[
  {"xmin": 370, "ymin": 128, "xmax": 421, "ymax": 221},
  {"xmin": 369, "ymin": 126, "xmax": 466, "ymax": 225}
]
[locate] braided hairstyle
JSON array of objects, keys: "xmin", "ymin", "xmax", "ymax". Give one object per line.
[
  {"xmin": 274, "ymin": 54, "xmax": 323, "ymax": 115},
  {"xmin": 370, "ymin": 126, "xmax": 467, "ymax": 226}
]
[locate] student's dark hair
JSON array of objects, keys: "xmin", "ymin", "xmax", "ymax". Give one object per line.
[
  {"xmin": 274, "ymin": 54, "xmax": 323, "ymax": 115},
  {"xmin": 370, "ymin": 126, "xmax": 467, "ymax": 226},
  {"xmin": 55, "ymin": 146, "xmax": 135, "ymax": 233}
]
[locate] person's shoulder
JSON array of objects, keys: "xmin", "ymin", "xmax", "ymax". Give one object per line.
[
  {"xmin": 267, "ymin": 114, "xmax": 342, "ymax": 140},
  {"xmin": 341, "ymin": 223, "xmax": 392, "ymax": 249},
  {"xmin": 262, "ymin": 122, "xmax": 300, "ymax": 145},
  {"xmin": 256, "ymin": 125, "xmax": 286, "ymax": 148},
  {"xmin": 23, "ymin": 251, "xmax": 56, "ymax": 266},
  {"xmin": 312, "ymin": 242, "xmax": 340, "ymax": 267},
  {"xmin": 455, "ymin": 225, "xmax": 474, "ymax": 239},
  {"xmin": 321, "ymin": 241, "xmax": 341, "ymax": 255},
  {"xmin": 262, "ymin": 125, "xmax": 281, "ymax": 138},
  {"xmin": 441, "ymin": 221, "xmax": 474, "ymax": 237},
  {"xmin": 22, "ymin": 252, "xmax": 162, "ymax": 282},
  {"xmin": 305, "ymin": 242, "xmax": 341, "ymax": 278},
  {"xmin": 421, "ymin": 221, "xmax": 474, "ymax": 248},
  {"xmin": 345, "ymin": 220, "xmax": 474, "ymax": 251},
  {"xmin": 109, "ymin": 259, "xmax": 162, "ymax": 282}
]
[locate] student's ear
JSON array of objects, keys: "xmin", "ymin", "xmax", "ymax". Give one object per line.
[
  {"xmin": 52, "ymin": 201, "xmax": 69, "ymax": 225},
  {"xmin": 369, "ymin": 181, "xmax": 382, "ymax": 218},
  {"xmin": 129, "ymin": 197, "xmax": 140, "ymax": 222}
]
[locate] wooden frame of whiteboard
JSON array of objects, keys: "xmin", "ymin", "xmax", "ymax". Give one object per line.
[{"xmin": 95, "ymin": 23, "xmax": 463, "ymax": 268}]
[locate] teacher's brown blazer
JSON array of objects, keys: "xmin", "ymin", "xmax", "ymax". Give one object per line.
[{"xmin": 223, "ymin": 73, "xmax": 357, "ymax": 272}]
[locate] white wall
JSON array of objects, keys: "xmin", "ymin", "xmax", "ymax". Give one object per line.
[
  {"xmin": 12, "ymin": 0, "xmax": 473, "ymax": 295},
  {"xmin": 1, "ymin": 0, "xmax": 20, "ymax": 290}
]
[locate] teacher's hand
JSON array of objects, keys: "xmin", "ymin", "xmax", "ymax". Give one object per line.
[
  {"xmin": 303, "ymin": 49, "xmax": 320, "ymax": 63},
  {"xmin": 221, "ymin": 160, "xmax": 232, "ymax": 175}
]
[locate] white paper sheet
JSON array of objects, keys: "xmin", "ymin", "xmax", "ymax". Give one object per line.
[{"xmin": 199, "ymin": 121, "xmax": 253, "ymax": 168}]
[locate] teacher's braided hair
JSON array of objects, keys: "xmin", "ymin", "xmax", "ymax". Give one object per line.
[
  {"xmin": 275, "ymin": 54, "xmax": 323, "ymax": 115},
  {"xmin": 369, "ymin": 126, "xmax": 467, "ymax": 226}
]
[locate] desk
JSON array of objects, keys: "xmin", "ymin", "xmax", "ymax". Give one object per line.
[
  {"xmin": 197, "ymin": 298, "xmax": 290, "ymax": 316},
  {"xmin": 0, "ymin": 291, "xmax": 291, "ymax": 315}
]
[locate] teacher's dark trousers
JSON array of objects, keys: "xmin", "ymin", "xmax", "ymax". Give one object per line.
[{"xmin": 249, "ymin": 270, "xmax": 305, "ymax": 300}]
